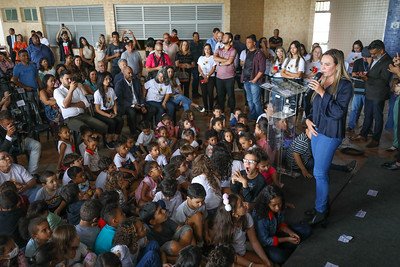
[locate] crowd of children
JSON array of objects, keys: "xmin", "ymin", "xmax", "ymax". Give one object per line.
[{"xmin": 0, "ymin": 100, "xmax": 325, "ymax": 267}]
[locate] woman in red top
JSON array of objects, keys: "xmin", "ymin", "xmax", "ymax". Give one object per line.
[{"xmin": 13, "ymin": 34, "xmax": 27, "ymax": 62}]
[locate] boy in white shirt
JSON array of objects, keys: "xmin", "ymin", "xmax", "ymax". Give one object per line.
[
  {"xmin": 144, "ymin": 142, "xmax": 168, "ymax": 167},
  {"xmin": 113, "ymin": 141, "xmax": 139, "ymax": 178}
]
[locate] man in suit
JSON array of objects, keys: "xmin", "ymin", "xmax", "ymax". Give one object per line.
[
  {"xmin": 115, "ymin": 66, "xmax": 156, "ymax": 134},
  {"xmin": 353, "ymin": 40, "xmax": 392, "ymax": 148},
  {"xmin": 6, "ymin": 28, "xmax": 16, "ymax": 63},
  {"xmin": 0, "ymin": 111, "xmax": 41, "ymax": 175}
]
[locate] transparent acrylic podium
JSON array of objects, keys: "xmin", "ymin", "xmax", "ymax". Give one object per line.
[{"xmin": 260, "ymin": 78, "xmax": 308, "ymax": 179}]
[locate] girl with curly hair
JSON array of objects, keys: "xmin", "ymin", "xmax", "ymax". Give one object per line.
[{"xmin": 191, "ymin": 154, "xmax": 222, "ymax": 213}]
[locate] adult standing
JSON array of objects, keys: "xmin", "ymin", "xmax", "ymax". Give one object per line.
[
  {"xmin": 79, "ymin": 37, "xmax": 95, "ymax": 69},
  {"xmin": 145, "ymin": 68, "xmax": 175, "ymax": 123},
  {"xmin": 95, "ymin": 34, "xmax": 107, "ymax": 70},
  {"xmin": 145, "ymin": 42, "xmax": 172, "ymax": 80},
  {"xmin": 36, "ymin": 31, "xmax": 49, "ymax": 47},
  {"xmin": 115, "ymin": 67, "xmax": 155, "ymax": 134},
  {"xmin": 27, "ymin": 34, "xmax": 55, "ymax": 69},
  {"xmin": 12, "ymin": 50, "xmax": 41, "ymax": 93},
  {"xmin": 56, "ymin": 30, "xmax": 74, "ymax": 64},
  {"xmin": 163, "ymin": 33, "xmax": 179, "ymax": 64},
  {"xmin": 198, "ymin": 44, "xmax": 217, "ymax": 113},
  {"xmin": 54, "ymin": 70, "xmax": 108, "ymax": 135},
  {"xmin": 268, "ymin": 29, "xmax": 283, "ymax": 52},
  {"xmin": 6, "ymin": 28, "xmax": 17, "ymax": 63},
  {"xmin": 351, "ymin": 40, "xmax": 392, "ymax": 148},
  {"xmin": 190, "ymin": 32, "xmax": 204, "ymax": 99},
  {"xmin": 175, "ymin": 40, "xmax": 195, "ymax": 98},
  {"xmin": 347, "ymin": 48, "xmax": 371, "ymax": 133},
  {"xmin": 121, "ymin": 40, "xmax": 143, "ymax": 92},
  {"xmin": 106, "ymin": 31, "xmax": 125, "ymax": 78},
  {"xmin": 206, "ymin": 28, "xmax": 220, "ymax": 52},
  {"xmin": 13, "ymin": 34, "xmax": 27, "ymax": 62},
  {"xmin": 214, "ymin": 32, "xmax": 237, "ymax": 115},
  {"xmin": 241, "ymin": 36, "xmax": 266, "ymax": 120},
  {"xmin": 305, "ymin": 49, "xmax": 353, "ymax": 225}
]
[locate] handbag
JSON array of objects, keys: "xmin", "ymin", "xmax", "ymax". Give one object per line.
[{"xmin": 177, "ymin": 68, "xmax": 190, "ymax": 83}]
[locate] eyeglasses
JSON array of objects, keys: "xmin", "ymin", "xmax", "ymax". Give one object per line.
[
  {"xmin": 0, "ymin": 155, "xmax": 11, "ymax": 161},
  {"xmin": 243, "ymin": 159, "xmax": 258, "ymax": 165}
]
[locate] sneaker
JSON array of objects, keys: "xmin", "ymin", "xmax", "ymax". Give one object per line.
[
  {"xmin": 196, "ymin": 106, "xmax": 205, "ymax": 113},
  {"xmin": 105, "ymin": 141, "xmax": 115, "ymax": 149},
  {"xmin": 385, "ymin": 146, "xmax": 397, "ymax": 152},
  {"xmin": 346, "ymin": 160, "xmax": 357, "ymax": 173}
]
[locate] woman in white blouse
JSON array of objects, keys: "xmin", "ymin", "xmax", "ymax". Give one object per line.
[
  {"xmin": 281, "ymin": 40, "xmax": 305, "ymax": 83},
  {"xmin": 197, "ymin": 44, "xmax": 217, "ymax": 113},
  {"xmin": 94, "ymin": 73, "xmax": 123, "ymax": 146}
]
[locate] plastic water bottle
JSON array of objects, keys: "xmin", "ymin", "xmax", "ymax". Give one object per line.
[{"xmin": 283, "ymin": 99, "xmax": 290, "ymax": 114}]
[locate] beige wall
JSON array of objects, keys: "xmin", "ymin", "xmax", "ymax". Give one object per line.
[
  {"xmin": 328, "ymin": 0, "xmax": 389, "ymax": 53},
  {"xmin": 263, "ymin": 0, "xmax": 314, "ymax": 50},
  {"xmin": 230, "ymin": 0, "xmax": 264, "ymax": 40}
]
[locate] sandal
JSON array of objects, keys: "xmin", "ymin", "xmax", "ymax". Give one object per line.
[{"xmin": 385, "ymin": 146, "xmax": 398, "ymax": 152}]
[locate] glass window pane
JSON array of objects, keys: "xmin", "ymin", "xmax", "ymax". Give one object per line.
[
  {"xmin": 24, "ymin": 9, "xmax": 32, "ymax": 21},
  {"xmin": 32, "ymin": 9, "xmax": 38, "ymax": 21}
]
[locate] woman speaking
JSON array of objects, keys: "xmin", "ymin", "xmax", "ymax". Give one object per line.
[{"xmin": 305, "ymin": 49, "xmax": 353, "ymax": 226}]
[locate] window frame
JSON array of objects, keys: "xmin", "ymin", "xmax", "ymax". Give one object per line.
[
  {"xmin": 22, "ymin": 8, "xmax": 38, "ymax": 22},
  {"xmin": 3, "ymin": 8, "xmax": 18, "ymax": 22}
]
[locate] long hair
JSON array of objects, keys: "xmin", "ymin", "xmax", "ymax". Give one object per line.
[
  {"xmin": 112, "ymin": 217, "xmax": 139, "ymax": 254},
  {"xmin": 51, "ymin": 224, "xmax": 78, "ymax": 255},
  {"xmin": 273, "ymin": 46, "xmax": 286, "ymax": 64},
  {"xmin": 284, "ymin": 40, "xmax": 303, "ymax": 70},
  {"xmin": 179, "ymin": 40, "xmax": 191, "ymax": 55},
  {"xmin": 96, "ymin": 72, "xmax": 112, "ymax": 108},
  {"xmin": 191, "ymin": 155, "xmax": 221, "ymax": 193},
  {"xmin": 212, "ymin": 194, "xmax": 248, "ymax": 245},
  {"xmin": 352, "ymin": 40, "xmax": 363, "ymax": 53},
  {"xmin": 253, "ymin": 185, "xmax": 285, "ymax": 220},
  {"xmin": 166, "ymin": 66, "xmax": 179, "ymax": 88},
  {"xmin": 313, "ymin": 49, "xmax": 352, "ymax": 101},
  {"xmin": 202, "ymin": 43, "xmax": 213, "ymax": 56},
  {"xmin": 79, "ymin": 36, "xmax": 90, "ymax": 49},
  {"xmin": 309, "ymin": 45, "xmax": 322, "ymax": 63},
  {"xmin": 210, "ymin": 143, "xmax": 233, "ymax": 181}
]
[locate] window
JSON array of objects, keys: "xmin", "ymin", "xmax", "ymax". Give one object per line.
[
  {"xmin": 42, "ymin": 6, "xmax": 106, "ymax": 46},
  {"xmin": 312, "ymin": 1, "xmax": 331, "ymax": 52},
  {"xmin": 23, "ymin": 8, "xmax": 38, "ymax": 22},
  {"xmin": 3, "ymin": 8, "xmax": 18, "ymax": 22},
  {"xmin": 114, "ymin": 4, "xmax": 223, "ymax": 40}
]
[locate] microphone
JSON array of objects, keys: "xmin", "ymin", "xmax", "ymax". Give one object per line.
[{"xmin": 305, "ymin": 72, "xmax": 323, "ymax": 95}]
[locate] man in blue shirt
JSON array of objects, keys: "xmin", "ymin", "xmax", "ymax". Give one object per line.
[
  {"xmin": 206, "ymin": 27, "xmax": 220, "ymax": 52},
  {"xmin": 26, "ymin": 34, "xmax": 54, "ymax": 69},
  {"xmin": 12, "ymin": 49, "xmax": 41, "ymax": 92}
]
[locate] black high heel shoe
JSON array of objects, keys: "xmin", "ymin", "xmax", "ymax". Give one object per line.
[{"xmin": 308, "ymin": 211, "xmax": 328, "ymax": 228}]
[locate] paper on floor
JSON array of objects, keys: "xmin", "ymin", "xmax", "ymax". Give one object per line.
[
  {"xmin": 367, "ymin": 190, "xmax": 378, "ymax": 197},
  {"xmin": 338, "ymin": 234, "xmax": 353, "ymax": 243},
  {"xmin": 324, "ymin": 262, "xmax": 339, "ymax": 267},
  {"xmin": 355, "ymin": 210, "xmax": 367, "ymax": 218}
]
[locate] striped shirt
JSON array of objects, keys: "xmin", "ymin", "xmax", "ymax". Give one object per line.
[{"xmin": 286, "ymin": 133, "xmax": 312, "ymax": 169}]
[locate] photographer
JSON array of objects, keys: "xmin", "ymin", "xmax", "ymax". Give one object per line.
[{"xmin": 0, "ymin": 110, "xmax": 41, "ymax": 175}]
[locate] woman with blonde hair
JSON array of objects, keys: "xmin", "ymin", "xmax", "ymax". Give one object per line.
[
  {"xmin": 175, "ymin": 40, "xmax": 195, "ymax": 97},
  {"xmin": 305, "ymin": 49, "xmax": 353, "ymax": 226},
  {"xmin": 95, "ymin": 34, "xmax": 107, "ymax": 70}
]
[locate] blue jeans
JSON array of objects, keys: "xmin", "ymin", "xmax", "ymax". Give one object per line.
[
  {"xmin": 348, "ymin": 93, "xmax": 365, "ymax": 130},
  {"xmin": 264, "ymin": 222, "xmax": 312, "ymax": 265},
  {"xmin": 171, "ymin": 94, "xmax": 192, "ymax": 111},
  {"xmin": 311, "ymin": 133, "xmax": 342, "ymax": 213},
  {"xmin": 136, "ymin": 240, "xmax": 161, "ymax": 267},
  {"xmin": 146, "ymin": 100, "xmax": 175, "ymax": 123},
  {"xmin": 243, "ymin": 82, "xmax": 262, "ymax": 119}
]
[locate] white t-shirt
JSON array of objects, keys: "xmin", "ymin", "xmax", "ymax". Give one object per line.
[
  {"xmin": 145, "ymin": 79, "xmax": 172, "ymax": 102},
  {"xmin": 95, "ymin": 171, "xmax": 108, "ymax": 190},
  {"xmin": 304, "ymin": 60, "xmax": 321, "ymax": 76},
  {"xmin": 270, "ymin": 59, "xmax": 283, "ymax": 78},
  {"xmin": 144, "ymin": 154, "xmax": 168, "ymax": 166},
  {"xmin": 62, "ymin": 170, "xmax": 71, "ymax": 185},
  {"xmin": 79, "ymin": 142, "xmax": 86, "ymax": 157},
  {"xmin": 84, "ymin": 149, "xmax": 100, "ymax": 172},
  {"xmin": 197, "ymin": 55, "xmax": 216, "ymax": 77},
  {"xmin": 135, "ymin": 131, "xmax": 154, "ymax": 146},
  {"xmin": 153, "ymin": 191, "xmax": 183, "ymax": 217},
  {"xmin": 191, "ymin": 174, "xmax": 222, "ymax": 210},
  {"xmin": 283, "ymin": 57, "xmax": 305, "ymax": 74},
  {"xmin": 0, "ymin": 164, "xmax": 34, "ymax": 185},
  {"xmin": 114, "ymin": 153, "xmax": 136, "ymax": 170},
  {"xmin": 54, "ymin": 85, "xmax": 90, "ymax": 119},
  {"xmin": 93, "ymin": 88, "xmax": 117, "ymax": 111},
  {"xmin": 171, "ymin": 149, "xmax": 181, "ymax": 158},
  {"xmin": 233, "ymin": 213, "xmax": 254, "ymax": 256},
  {"xmin": 40, "ymin": 37, "xmax": 50, "ymax": 46}
]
